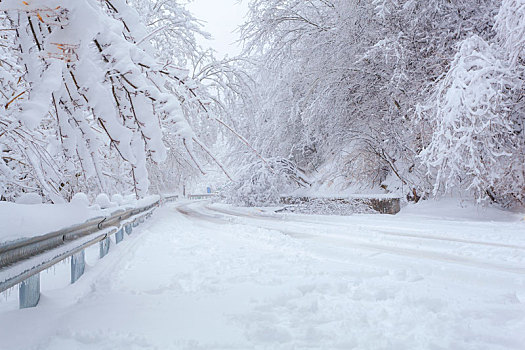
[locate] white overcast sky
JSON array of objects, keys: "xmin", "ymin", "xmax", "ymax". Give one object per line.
[{"xmin": 186, "ymin": 0, "xmax": 248, "ymax": 58}]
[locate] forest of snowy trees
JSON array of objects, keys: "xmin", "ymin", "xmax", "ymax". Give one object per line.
[
  {"xmin": 0, "ymin": 0, "xmax": 523, "ymax": 209},
  {"xmin": 228, "ymin": 0, "xmax": 525, "ymax": 208}
]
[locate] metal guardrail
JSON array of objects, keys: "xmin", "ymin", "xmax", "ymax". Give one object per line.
[
  {"xmin": 188, "ymin": 193, "xmax": 217, "ymax": 200},
  {"xmin": 0, "ymin": 194, "xmax": 178, "ymax": 309}
]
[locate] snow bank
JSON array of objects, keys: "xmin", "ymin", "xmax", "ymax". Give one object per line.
[
  {"xmin": 399, "ymin": 198, "xmax": 524, "ymax": 222},
  {"xmin": 0, "ymin": 202, "xmax": 102, "ymax": 243},
  {"xmin": 0, "ymin": 195, "xmax": 161, "ymax": 243}
]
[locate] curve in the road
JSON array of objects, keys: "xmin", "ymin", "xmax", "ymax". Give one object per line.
[
  {"xmin": 176, "ymin": 202, "xmax": 525, "ymax": 276},
  {"xmin": 206, "ymin": 204, "xmax": 525, "ymax": 251}
]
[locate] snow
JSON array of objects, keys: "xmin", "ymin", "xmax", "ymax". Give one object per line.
[
  {"xmin": 95, "ymin": 193, "xmax": 116, "ymax": 209},
  {"xmin": 111, "ymin": 194, "xmax": 125, "ymax": 206},
  {"xmin": 397, "ymin": 198, "xmax": 524, "ymax": 222},
  {"xmin": 0, "ymin": 195, "xmax": 160, "ymax": 244},
  {"xmin": 1, "ymin": 200, "xmax": 523, "ymax": 349},
  {"xmin": 0, "ymin": 202, "xmax": 102, "ymax": 244},
  {"xmin": 286, "ymin": 192, "xmax": 401, "ymax": 200},
  {"xmin": 15, "ymin": 193, "xmax": 42, "ymax": 205},
  {"xmin": 71, "ymin": 193, "xmax": 90, "ymax": 207},
  {"xmin": 291, "ymin": 173, "xmax": 395, "ymax": 199}
]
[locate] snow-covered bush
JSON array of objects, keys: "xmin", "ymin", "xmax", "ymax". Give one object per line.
[
  {"xmin": 279, "ymin": 198, "xmax": 376, "ymax": 216},
  {"xmin": 495, "ymin": 0, "xmax": 525, "ymax": 66},
  {"xmin": 222, "ymin": 158, "xmax": 309, "ymax": 207},
  {"xmin": 419, "ymin": 35, "xmax": 524, "ymax": 205}
]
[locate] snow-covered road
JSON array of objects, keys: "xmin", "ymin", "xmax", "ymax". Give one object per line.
[{"xmin": 1, "ymin": 201, "xmax": 524, "ymax": 349}]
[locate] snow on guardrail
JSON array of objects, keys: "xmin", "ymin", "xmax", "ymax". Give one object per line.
[{"xmin": 0, "ymin": 194, "xmax": 178, "ymax": 309}]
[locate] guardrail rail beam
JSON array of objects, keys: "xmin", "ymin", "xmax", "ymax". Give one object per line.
[{"xmin": 0, "ymin": 194, "xmax": 179, "ymax": 310}]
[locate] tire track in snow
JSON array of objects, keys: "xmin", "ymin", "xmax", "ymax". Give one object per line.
[
  {"xmin": 177, "ymin": 202, "xmax": 525, "ymax": 276},
  {"xmin": 206, "ymin": 204, "xmax": 525, "ymax": 251}
]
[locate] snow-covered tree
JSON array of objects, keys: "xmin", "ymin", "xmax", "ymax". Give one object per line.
[
  {"xmin": 222, "ymin": 157, "xmax": 309, "ymax": 206},
  {"xmin": 418, "ymin": 0, "xmax": 525, "ymax": 206},
  {"xmin": 0, "ymin": 0, "xmax": 229, "ymax": 202},
  {"xmin": 418, "ymin": 36, "xmax": 523, "ymax": 204},
  {"xmin": 495, "ymin": 0, "xmax": 525, "ymax": 67},
  {"xmin": 236, "ymin": 0, "xmax": 501, "ymax": 203}
]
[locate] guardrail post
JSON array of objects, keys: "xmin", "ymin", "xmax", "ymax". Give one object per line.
[
  {"xmin": 71, "ymin": 250, "xmax": 85, "ymax": 284},
  {"xmin": 132, "ymin": 220, "xmax": 139, "ymax": 228},
  {"xmin": 99, "ymin": 236, "xmax": 110, "ymax": 258},
  {"xmin": 19, "ymin": 273, "xmax": 40, "ymax": 309},
  {"xmin": 115, "ymin": 228, "xmax": 124, "ymax": 244},
  {"xmin": 125, "ymin": 224, "xmax": 132, "ymax": 235}
]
